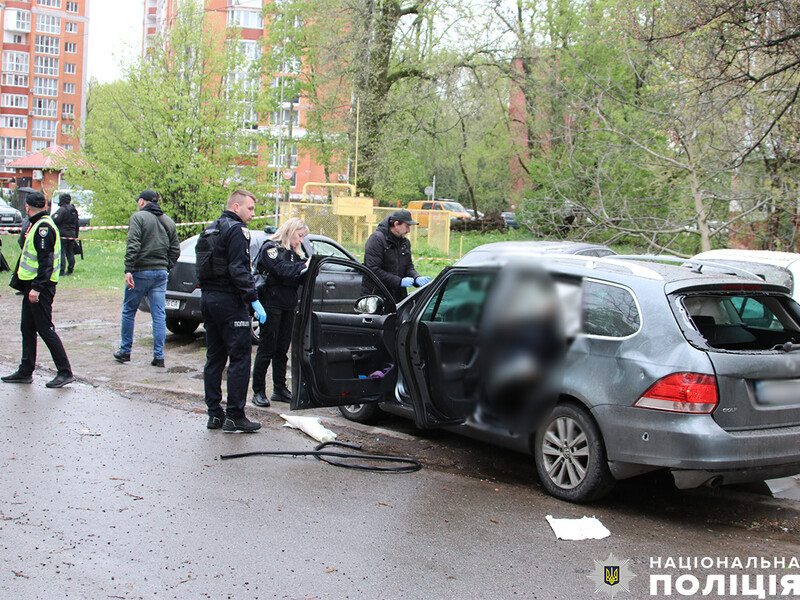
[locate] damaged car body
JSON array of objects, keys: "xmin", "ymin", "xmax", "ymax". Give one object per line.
[{"xmin": 291, "ymin": 249, "xmax": 800, "ymax": 503}]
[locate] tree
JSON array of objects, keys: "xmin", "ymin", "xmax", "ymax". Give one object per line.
[{"xmin": 70, "ymin": 3, "xmax": 271, "ymax": 226}]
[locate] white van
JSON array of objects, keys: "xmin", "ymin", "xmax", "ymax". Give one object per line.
[
  {"xmin": 50, "ymin": 189, "xmax": 94, "ymax": 228},
  {"xmin": 691, "ymin": 249, "xmax": 800, "ymax": 302}
]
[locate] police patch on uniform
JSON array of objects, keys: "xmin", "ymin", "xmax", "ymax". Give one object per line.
[
  {"xmin": 39, "ymin": 228, "xmax": 48, "ymax": 237},
  {"xmin": 267, "ymin": 247, "xmax": 278, "ymax": 259},
  {"xmin": 241, "ymin": 228, "xmax": 251, "ymax": 240}
]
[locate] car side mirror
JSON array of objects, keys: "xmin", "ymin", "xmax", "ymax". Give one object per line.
[{"xmin": 355, "ymin": 295, "xmax": 384, "ymax": 315}]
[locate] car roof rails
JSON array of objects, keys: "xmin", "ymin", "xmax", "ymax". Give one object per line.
[
  {"xmin": 611, "ymin": 254, "xmax": 764, "ymax": 281},
  {"xmin": 533, "ymin": 253, "xmax": 665, "ymax": 280}
]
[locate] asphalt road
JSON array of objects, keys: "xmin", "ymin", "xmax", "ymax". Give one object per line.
[{"xmin": 1, "ymin": 287, "xmax": 799, "ymax": 599}]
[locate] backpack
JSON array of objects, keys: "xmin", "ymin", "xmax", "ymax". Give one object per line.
[{"xmin": 195, "ymin": 222, "xmax": 228, "ymax": 280}]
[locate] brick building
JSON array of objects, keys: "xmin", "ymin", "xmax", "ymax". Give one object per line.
[{"xmin": 0, "ymin": 0, "xmax": 87, "ymax": 187}]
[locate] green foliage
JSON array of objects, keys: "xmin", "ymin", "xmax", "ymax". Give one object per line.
[{"xmin": 68, "ymin": 3, "xmax": 273, "ymax": 227}]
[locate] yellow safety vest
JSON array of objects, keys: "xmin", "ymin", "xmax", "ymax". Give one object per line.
[{"xmin": 18, "ymin": 214, "xmax": 61, "ymax": 283}]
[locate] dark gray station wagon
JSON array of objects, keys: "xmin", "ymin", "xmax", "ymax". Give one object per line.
[{"xmin": 291, "ymin": 247, "xmax": 800, "ymax": 503}]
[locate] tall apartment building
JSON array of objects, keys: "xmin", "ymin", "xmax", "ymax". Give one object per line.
[
  {"xmin": 143, "ymin": 0, "xmax": 346, "ymax": 201},
  {"xmin": 0, "ymin": 0, "xmax": 88, "ymax": 185}
]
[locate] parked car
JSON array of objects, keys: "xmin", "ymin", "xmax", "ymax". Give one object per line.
[
  {"xmin": 691, "ymin": 249, "xmax": 800, "ymax": 303},
  {"xmin": 290, "ymin": 246, "xmax": 800, "ymax": 503},
  {"xmin": 458, "ymin": 240, "xmax": 617, "ymax": 261},
  {"xmin": 0, "ymin": 198, "xmax": 23, "ymax": 229},
  {"xmin": 501, "ymin": 212, "xmax": 519, "ymax": 229},
  {"xmin": 408, "ymin": 200, "xmax": 472, "ymax": 227},
  {"xmin": 140, "ymin": 230, "xmax": 360, "ymax": 342}
]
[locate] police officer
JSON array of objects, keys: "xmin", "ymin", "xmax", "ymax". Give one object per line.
[
  {"xmin": 362, "ymin": 208, "xmax": 430, "ymax": 303},
  {"xmin": 198, "ymin": 189, "xmax": 267, "ymax": 432},
  {"xmin": 52, "ymin": 192, "xmax": 79, "ymax": 276},
  {"xmin": 2, "ymin": 192, "xmax": 74, "ymax": 388},
  {"xmin": 251, "ymin": 217, "xmax": 309, "ymax": 407}
]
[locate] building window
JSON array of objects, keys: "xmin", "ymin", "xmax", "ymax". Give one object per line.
[
  {"xmin": 66, "ymin": 1, "xmax": 78, "ymax": 12},
  {"xmin": 64, "ymin": 63, "xmax": 76, "ymax": 75},
  {"xmin": 270, "ymin": 107, "xmax": 299, "ymax": 127},
  {"xmin": 65, "ymin": 22, "xmax": 78, "ymax": 34},
  {"xmin": 1, "ymin": 94, "xmax": 28, "ymax": 109},
  {"xmin": 37, "ymin": 0, "xmax": 62, "ymax": 7},
  {"xmin": 32, "ymin": 118, "xmax": 57, "ymax": 139},
  {"xmin": 63, "ymin": 143, "xmax": 73, "ymax": 151},
  {"xmin": 12, "ymin": 35, "xmax": 24, "ymax": 44},
  {"xmin": 1, "ymin": 116, "xmax": 27, "ymax": 129},
  {"xmin": 31, "ymin": 140, "xmax": 49, "ymax": 152},
  {"xmin": 34, "ymin": 56, "xmax": 59, "ymax": 76},
  {"xmin": 63, "ymin": 83, "xmax": 75, "ymax": 94},
  {"xmin": 61, "ymin": 123, "xmax": 74, "ymax": 135},
  {"xmin": 36, "ymin": 14, "xmax": 61, "ymax": 34},
  {"xmin": 32, "ymin": 98, "xmax": 57, "ymax": 117},
  {"xmin": 10, "ymin": 10, "xmax": 32, "ymax": 32},
  {"xmin": 3, "ymin": 51, "xmax": 29, "ymax": 73},
  {"xmin": 33, "ymin": 77, "xmax": 58, "ymax": 97},
  {"xmin": 269, "ymin": 143, "xmax": 298, "ymax": 167},
  {"xmin": 64, "ymin": 42, "xmax": 77, "ymax": 54},
  {"xmin": 4, "ymin": 137, "xmax": 27, "ymax": 157},
  {"xmin": 62, "ymin": 103, "xmax": 75, "ymax": 119},
  {"xmin": 236, "ymin": 40, "xmax": 261, "ymax": 62},
  {"xmin": 1, "ymin": 74, "xmax": 29, "ymax": 87},
  {"xmin": 35, "ymin": 35, "xmax": 59, "ymax": 55},
  {"xmin": 227, "ymin": 9, "xmax": 263, "ymax": 30}
]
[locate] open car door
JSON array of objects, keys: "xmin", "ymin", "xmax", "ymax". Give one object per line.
[{"xmin": 291, "ymin": 256, "xmax": 398, "ymax": 410}]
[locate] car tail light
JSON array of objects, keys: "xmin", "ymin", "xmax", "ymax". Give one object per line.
[{"xmin": 634, "ymin": 373, "xmax": 718, "ymax": 413}]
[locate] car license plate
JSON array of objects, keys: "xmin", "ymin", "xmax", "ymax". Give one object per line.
[
  {"xmin": 754, "ymin": 379, "xmax": 800, "ymax": 406},
  {"xmin": 165, "ymin": 299, "xmax": 180, "ymax": 310}
]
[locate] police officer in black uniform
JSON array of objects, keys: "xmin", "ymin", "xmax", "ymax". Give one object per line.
[
  {"xmin": 2, "ymin": 192, "xmax": 74, "ymax": 388},
  {"xmin": 52, "ymin": 192, "xmax": 79, "ymax": 275},
  {"xmin": 251, "ymin": 217, "xmax": 309, "ymax": 407},
  {"xmin": 198, "ymin": 189, "xmax": 267, "ymax": 432}
]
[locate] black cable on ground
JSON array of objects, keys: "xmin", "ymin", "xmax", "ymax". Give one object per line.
[{"xmin": 219, "ymin": 440, "xmax": 422, "ymax": 473}]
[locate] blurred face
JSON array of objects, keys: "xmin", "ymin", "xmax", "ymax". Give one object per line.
[
  {"xmin": 290, "ymin": 228, "xmax": 308, "ymax": 251},
  {"xmin": 233, "ymin": 196, "xmax": 256, "ymax": 224},
  {"xmin": 391, "ymin": 221, "xmax": 411, "ymax": 237}
]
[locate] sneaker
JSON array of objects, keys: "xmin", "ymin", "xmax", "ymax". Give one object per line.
[
  {"xmin": 270, "ymin": 387, "xmax": 292, "ymax": 403},
  {"xmin": 46, "ymin": 373, "xmax": 75, "ymax": 388},
  {"xmin": 151, "ymin": 358, "xmax": 165, "ymax": 368},
  {"xmin": 113, "ymin": 350, "xmax": 131, "ymax": 363},
  {"xmin": 252, "ymin": 391, "xmax": 270, "ymax": 407},
  {"xmin": 223, "ymin": 415, "xmax": 261, "ymax": 433},
  {"xmin": 207, "ymin": 415, "xmax": 224, "ymax": 430},
  {"xmin": 1, "ymin": 371, "xmax": 33, "ymax": 384}
]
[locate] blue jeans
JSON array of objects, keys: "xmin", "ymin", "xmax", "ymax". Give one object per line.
[{"xmin": 120, "ymin": 270, "xmax": 169, "ymax": 359}]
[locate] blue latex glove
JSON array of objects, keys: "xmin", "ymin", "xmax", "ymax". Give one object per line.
[
  {"xmin": 401, "ymin": 277, "xmax": 415, "ymax": 287},
  {"xmin": 251, "ymin": 300, "xmax": 267, "ymax": 324},
  {"xmin": 415, "ymin": 276, "xmax": 431, "ymax": 286}
]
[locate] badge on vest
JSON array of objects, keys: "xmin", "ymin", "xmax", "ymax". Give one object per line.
[
  {"xmin": 242, "ymin": 228, "xmax": 251, "ymax": 240},
  {"xmin": 267, "ymin": 247, "xmax": 278, "ymax": 259},
  {"xmin": 39, "ymin": 228, "xmax": 48, "ymax": 237}
]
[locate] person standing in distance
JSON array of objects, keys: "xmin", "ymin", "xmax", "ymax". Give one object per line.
[
  {"xmin": 2, "ymin": 192, "xmax": 74, "ymax": 388},
  {"xmin": 362, "ymin": 209, "xmax": 431, "ymax": 304},
  {"xmin": 251, "ymin": 217, "xmax": 309, "ymax": 407},
  {"xmin": 51, "ymin": 193, "xmax": 79, "ymax": 276},
  {"xmin": 198, "ymin": 189, "xmax": 267, "ymax": 432},
  {"xmin": 113, "ymin": 190, "xmax": 180, "ymax": 367}
]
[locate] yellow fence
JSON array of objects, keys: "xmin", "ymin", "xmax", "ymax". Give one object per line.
[{"xmin": 276, "ymin": 201, "xmax": 452, "ymax": 255}]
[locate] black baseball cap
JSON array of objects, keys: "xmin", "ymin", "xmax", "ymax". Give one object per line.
[
  {"xmin": 138, "ymin": 189, "xmax": 159, "ymax": 203},
  {"xmin": 391, "ymin": 209, "xmax": 419, "ymax": 226}
]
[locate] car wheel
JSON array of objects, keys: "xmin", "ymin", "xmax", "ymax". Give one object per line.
[
  {"xmin": 165, "ymin": 317, "xmax": 199, "ymax": 335},
  {"xmin": 339, "ymin": 403, "xmax": 381, "ymax": 424},
  {"xmin": 250, "ymin": 315, "xmax": 261, "ymax": 345},
  {"xmin": 534, "ymin": 403, "xmax": 615, "ymax": 503}
]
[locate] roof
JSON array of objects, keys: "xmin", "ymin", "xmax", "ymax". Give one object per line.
[
  {"xmin": 692, "ymin": 249, "xmax": 800, "ymax": 268},
  {"xmin": 7, "ymin": 145, "xmax": 74, "ymax": 170}
]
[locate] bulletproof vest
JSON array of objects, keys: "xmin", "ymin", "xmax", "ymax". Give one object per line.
[{"xmin": 196, "ymin": 221, "xmax": 228, "ymax": 280}]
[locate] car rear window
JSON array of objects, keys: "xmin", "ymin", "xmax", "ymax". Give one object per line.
[{"xmin": 681, "ymin": 294, "xmax": 800, "ymax": 350}]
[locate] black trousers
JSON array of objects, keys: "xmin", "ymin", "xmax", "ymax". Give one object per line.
[
  {"xmin": 60, "ymin": 239, "xmax": 76, "ymax": 274},
  {"xmin": 201, "ymin": 291, "xmax": 251, "ymax": 419},
  {"xmin": 19, "ymin": 286, "xmax": 71, "ymax": 376},
  {"xmin": 252, "ymin": 307, "xmax": 294, "ymax": 394}
]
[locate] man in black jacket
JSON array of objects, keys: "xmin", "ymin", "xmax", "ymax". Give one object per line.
[
  {"xmin": 52, "ymin": 193, "xmax": 79, "ymax": 276},
  {"xmin": 198, "ymin": 189, "xmax": 267, "ymax": 433},
  {"xmin": 362, "ymin": 209, "xmax": 430, "ymax": 303}
]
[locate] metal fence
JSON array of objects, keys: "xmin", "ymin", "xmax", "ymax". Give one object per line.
[{"xmin": 276, "ymin": 201, "xmax": 452, "ymax": 255}]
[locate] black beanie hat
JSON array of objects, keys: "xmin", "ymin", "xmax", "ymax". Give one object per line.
[{"xmin": 26, "ymin": 192, "xmax": 46, "ymax": 208}]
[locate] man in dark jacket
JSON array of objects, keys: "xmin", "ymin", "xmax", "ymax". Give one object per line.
[
  {"xmin": 52, "ymin": 192, "xmax": 79, "ymax": 275},
  {"xmin": 362, "ymin": 209, "xmax": 430, "ymax": 303},
  {"xmin": 198, "ymin": 189, "xmax": 266, "ymax": 433},
  {"xmin": 2, "ymin": 192, "xmax": 74, "ymax": 388},
  {"xmin": 113, "ymin": 190, "xmax": 180, "ymax": 367}
]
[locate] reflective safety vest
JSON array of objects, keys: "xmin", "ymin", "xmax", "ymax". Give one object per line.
[{"xmin": 18, "ymin": 214, "xmax": 60, "ymax": 283}]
